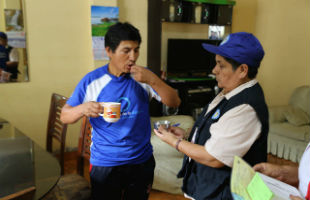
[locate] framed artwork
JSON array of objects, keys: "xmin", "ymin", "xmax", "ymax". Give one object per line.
[
  {"xmin": 208, "ymin": 25, "xmax": 225, "ymax": 40},
  {"xmin": 91, "ymin": 6, "xmax": 119, "ymax": 60},
  {"xmin": 4, "ymin": 9, "xmax": 24, "ymax": 32}
]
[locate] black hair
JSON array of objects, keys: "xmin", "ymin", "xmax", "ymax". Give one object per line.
[
  {"xmin": 104, "ymin": 22, "xmax": 141, "ymax": 52},
  {"xmin": 224, "ymin": 57, "xmax": 258, "ymax": 79},
  {"xmin": 0, "ymin": 32, "xmax": 8, "ymax": 40}
]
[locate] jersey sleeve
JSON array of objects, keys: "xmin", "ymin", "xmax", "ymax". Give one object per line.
[
  {"xmin": 66, "ymin": 75, "xmax": 89, "ymax": 107},
  {"xmin": 138, "ymin": 82, "xmax": 161, "ymax": 102}
]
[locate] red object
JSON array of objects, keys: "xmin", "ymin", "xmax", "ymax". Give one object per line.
[
  {"xmin": 89, "ymin": 164, "xmax": 92, "ymax": 172},
  {"xmin": 306, "ymin": 181, "xmax": 310, "ymax": 200}
]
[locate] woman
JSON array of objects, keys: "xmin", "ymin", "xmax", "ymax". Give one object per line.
[{"xmin": 155, "ymin": 32, "xmax": 269, "ymax": 200}]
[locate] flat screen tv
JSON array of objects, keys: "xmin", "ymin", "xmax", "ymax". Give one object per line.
[{"xmin": 167, "ymin": 39, "xmax": 221, "ymax": 78}]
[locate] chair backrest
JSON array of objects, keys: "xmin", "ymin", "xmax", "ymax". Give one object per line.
[
  {"xmin": 77, "ymin": 116, "xmax": 92, "ymax": 176},
  {"xmin": 46, "ymin": 93, "xmax": 68, "ymax": 175}
]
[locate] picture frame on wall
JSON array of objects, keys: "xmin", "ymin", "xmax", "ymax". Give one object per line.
[
  {"xmin": 4, "ymin": 9, "xmax": 24, "ymax": 32},
  {"xmin": 208, "ymin": 25, "xmax": 225, "ymax": 40},
  {"xmin": 91, "ymin": 6, "xmax": 119, "ymax": 60}
]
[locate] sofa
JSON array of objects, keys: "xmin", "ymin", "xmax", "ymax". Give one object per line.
[
  {"xmin": 150, "ymin": 115, "xmax": 195, "ymax": 194},
  {"xmin": 267, "ymin": 85, "xmax": 310, "ymax": 163}
]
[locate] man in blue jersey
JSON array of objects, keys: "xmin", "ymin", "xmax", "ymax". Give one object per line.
[{"xmin": 60, "ymin": 22, "xmax": 181, "ymax": 200}]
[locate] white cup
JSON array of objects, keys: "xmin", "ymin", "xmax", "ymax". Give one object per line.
[{"xmin": 99, "ymin": 102, "xmax": 121, "ymax": 123}]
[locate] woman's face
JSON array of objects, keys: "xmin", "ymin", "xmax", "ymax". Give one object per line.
[{"xmin": 212, "ymin": 55, "xmax": 243, "ymax": 94}]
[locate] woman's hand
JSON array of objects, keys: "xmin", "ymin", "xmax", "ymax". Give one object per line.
[
  {"xmin": 154, "ymin": 126, "xmax": 183, "ymax": 146},
  {"xmin": 168, "ymin": 126, "xmax": 186, "ymax": 139}
]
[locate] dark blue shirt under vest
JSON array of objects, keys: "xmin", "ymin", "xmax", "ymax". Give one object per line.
[
  {"xmin": 177, "ymin": 83, "xmax": 269, "ymax": 200},
  {"xmin": 0, "ymin": 45, "xmax": 18, "ymax": 79},
  {"xmin": 0, "ymin": 45, "xmax": 10, "ymax": 70}
]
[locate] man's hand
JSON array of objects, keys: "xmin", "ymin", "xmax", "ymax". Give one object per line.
[
  {"xmin": 253, "ymin": 163, "xmax": 283, "ymax": 179},
  {"xmin": 61, "ymin": 102, "xmax": 104, "ymax": 124},
  {"xmin": 289, "ymin": 195, "xmax": 304, "ymax": 200},
  {"xmin": 253, "ymin": 162, "xmax": 299, "ymax": 187},
  {"xmin": 81, "ymin": 101, "xmax": 103, "ymax": 118},
  {"xmin": 130, "ymin": 65, "xmax": 181, "ymax": 108},
  {"xmin": 130, "ymin": 65, "xmax": 156, "ymax": 84}
]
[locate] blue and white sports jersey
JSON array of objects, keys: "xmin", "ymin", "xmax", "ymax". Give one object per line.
[{"xmin": 67, "ymin": 64, "xmax": 161, "ymax": 166}]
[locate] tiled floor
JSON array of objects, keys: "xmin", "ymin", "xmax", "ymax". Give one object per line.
[{"xmin": 63, "ymin": 152, "xmax": 298, "ymax": 200}]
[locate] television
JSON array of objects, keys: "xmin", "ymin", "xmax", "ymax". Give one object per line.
[{"xmin": 167, "ymin": 39, "xmax": 221, "ymax": 78}]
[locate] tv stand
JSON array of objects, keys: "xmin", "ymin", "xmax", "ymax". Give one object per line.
[
  {"xmin": 167, "ymin": 76, "xmax": 215, "ymax": 82},
  {"xmin": 149, "ymin": 78, "xmax": 217, "ymax": 119}
]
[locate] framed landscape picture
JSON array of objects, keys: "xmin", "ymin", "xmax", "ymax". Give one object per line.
[{"xmin": 91, "ymin": 6, "xmax": 119, "ymax": 60}]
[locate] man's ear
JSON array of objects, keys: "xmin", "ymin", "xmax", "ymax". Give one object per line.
[
  {"xmin": 238, "ymin": 64, "xmax": 249, "ymax": 78},
  {"xmin": 105, "ymin": 47, "xmax": 112, "ymax": 58}
]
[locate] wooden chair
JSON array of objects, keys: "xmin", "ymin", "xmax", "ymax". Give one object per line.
[
  {"xmin": 43, "ymin": 94, "xmax": 91, "ymax": 200},
  {"xmin": 77, "ymin": 116, "xmax": 92, "ymax": 177},
  {"xmin": 46, "ymin": 93, "xmax": 68, "ymax": 175}
]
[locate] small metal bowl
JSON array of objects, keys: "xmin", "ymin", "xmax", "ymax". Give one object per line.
[{"xmin": 154, "ymin": 120, "xmax": 171, "ymax": 130}]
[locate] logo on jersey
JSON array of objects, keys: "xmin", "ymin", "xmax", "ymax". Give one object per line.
[
  {"xmin": 116, "ymin": 97, "xmax": 144, "ymax": 119},
  {"xmin": 117, "ymin": 97, "xmax": 131, "ymax": 112}
]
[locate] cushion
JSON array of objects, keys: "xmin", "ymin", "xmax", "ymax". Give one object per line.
[
  {"xmin": 150, "ymin": 115, "xmax": 194, "ymax": 194},
  {"xmin": 289, "ymin": 85, "xmax": 310, "ymax": 116},
  {"xmin": 283, "ymin": 106, "xmax": 310, "ymax": 126},
  {"xmin": 269, "ymin": 122, "xmax": 310, "ymax": 141},
  {"xmin": 151, "ymin": 135, "xmax": 184, "ymax": 194}
]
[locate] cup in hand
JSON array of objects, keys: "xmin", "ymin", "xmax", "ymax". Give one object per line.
[
  {"xmin": 154, "ymin": 120, "xmax": 171, "ymax": 130},
  {"xmin": 99, "ymin": 102, "xmax": 121, "ymax": 123}
]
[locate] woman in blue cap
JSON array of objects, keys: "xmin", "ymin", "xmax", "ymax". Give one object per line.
[{"xmin": 155, "ymin": 32, "xmax": 269, "ymax": 200}]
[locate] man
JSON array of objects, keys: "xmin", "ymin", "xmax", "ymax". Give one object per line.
[
  {"xmin": 60, "ymin": 22, "xmax": 180, "ymax": 200},
  {"xmin": 254, "ymin": 141, "xmax": 310, "ymax": 200},
  {"xmin": 154, "ymin": 32, "xmax": 269, "ymax": 200},
  {"xmin": 0, "ymin": 32, "xmax": 19, "ymax": 81}
]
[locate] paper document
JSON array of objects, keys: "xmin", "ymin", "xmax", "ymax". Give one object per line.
[{"xmin": 230, "ymin": 156, "xmax": 302, "ymax": 200}]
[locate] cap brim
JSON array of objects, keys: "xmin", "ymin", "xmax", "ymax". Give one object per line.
[
  {"xmin": 202, "ymin": 43, "xmax": 234, "ymax": 61},
  {"xmin": 202, "ymin": 43, "xmax": 223, "ymax": 55}
]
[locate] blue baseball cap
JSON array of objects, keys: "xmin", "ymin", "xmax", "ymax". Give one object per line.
[
  {"xmin": 202, "ymin": 32, "xmax": 265, "ymax": 68},
  {"xmin": 0, "ymin": 32, "xmax": 7, "ymax": 40}
]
